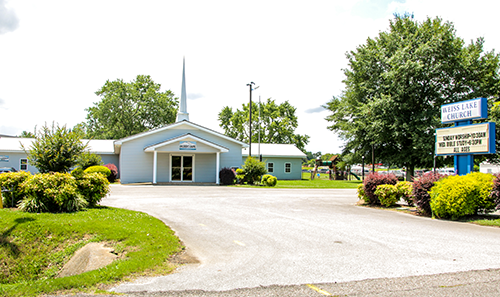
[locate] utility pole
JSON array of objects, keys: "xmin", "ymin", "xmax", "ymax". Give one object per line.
[{"xmin": 246, "ymin": 82, "xmax": 255, "ymax": 157}]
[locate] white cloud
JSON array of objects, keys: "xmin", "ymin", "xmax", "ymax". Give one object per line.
[{"xmin": 0, "ymin": 0, "xmax": 19, "ymax": 34}]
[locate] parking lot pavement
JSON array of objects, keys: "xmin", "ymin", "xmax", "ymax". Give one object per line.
[{"xmin": 100, "ymin": 185, "xmax": 500, "ymax": 296}]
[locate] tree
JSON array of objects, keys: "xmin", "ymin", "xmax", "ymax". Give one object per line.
[
  {"xmin": 76, "ymin": 151, "xmax": 103, "ymax": 170},
  {"xmin": 218, "ymin": 98, "xmax": 310, "ymax": 152},
  {"xmin": 324, "ymin": 15, "xmax": 500, "ymax": 179},
  {"xmin": 83, "ymin": 75, "xmax": 178, "ymax": 139},
  {"xmin": 22, "ymin": 123, "xmax": 88, "ymax": 173},
  {"xmin": 19, "ymin": 126, "xmax": 36, "ymax": 138}
]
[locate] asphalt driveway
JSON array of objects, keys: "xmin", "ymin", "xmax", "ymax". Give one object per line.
[{"xmin": 101, "ymin": 185, "xmax": 500, "ymax": 295}]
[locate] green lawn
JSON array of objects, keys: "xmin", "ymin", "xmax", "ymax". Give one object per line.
[
  {"xmin": 0, "ymin": 207, "xmax": 182, "ymax": 297},
  {"xmin": 234, "ymin": 172, "xmax": 362, "ymax": 189}
]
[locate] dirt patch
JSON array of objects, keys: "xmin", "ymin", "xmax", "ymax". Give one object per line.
[
  {"xmin": 58, "ymin": 242, "xmax": 119, "ymax": 278},
  {"xmin": 169, "ymin": 248, "xmax": 199, "ymax": 265}
]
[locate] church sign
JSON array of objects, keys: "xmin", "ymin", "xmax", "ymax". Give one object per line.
[
  {"xmin": 179, "ymin": 141, "xmax": 196, "ymax": 150},
  {"xmin": 436, "ymin": 123, "xmax": 495, "ymax": 155},
  {"xmin": 441, "ymin": 97, "xmax": 487, "ymax": 123},
  {"xmin": 436, "ymin": 97, "xmax": 495, "ymax": 175}
]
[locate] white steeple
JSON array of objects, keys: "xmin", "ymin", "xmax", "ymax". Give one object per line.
[{"xmin": 176, "ymin": 57, "xmax": 189, "ymax": 121}]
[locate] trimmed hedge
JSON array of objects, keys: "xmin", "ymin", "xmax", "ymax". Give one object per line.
[
  {"xmin": 396, "ymin": 181, "xmax": 414, "ymax": 206},
  {"xmin": 75, "ymin": 172, "xmax": 110, "ymax": 207},
  {"xmin": 375, "ymin": 184, "xmax": 398, "ymax": 207},
  {"xmin": 84, "ymin": 165, "xmax": 111, "ymax": 177},
  {"xmin": 262, "ymin": 174, "xmax": 277, "ymax": 187},
  {"xmin": 429, "ymin": 173, "xmax": 494, "ymax": 220}
]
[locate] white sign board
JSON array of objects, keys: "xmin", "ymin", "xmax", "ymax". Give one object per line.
[
  {"xmin": 436, "ymin": 123, "xmax": 491, "ymax": 155},
  {"xmin": 179, "ymin": 141, "xmax": 196, "ymax": 150},
  {"xmin": 441, "ymin": 98, "xmax": 486, "ymax": 123}
]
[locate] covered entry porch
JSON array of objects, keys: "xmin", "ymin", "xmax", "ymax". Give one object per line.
[{"xmin": 144, "ymin": 133, "xmax": 229, "ymax": 184}]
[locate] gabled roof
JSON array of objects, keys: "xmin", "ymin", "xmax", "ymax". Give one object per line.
[
  {"xmin": 144, "ymin": 133, "xmax": 229, "ymax": 152},
  {"xmin": 242, "ymin": 143, "xmax": 306, "ymax": 158},
  {"xmin": 114, "ymin": 120, "xmax": 248, "ymax": 147}
]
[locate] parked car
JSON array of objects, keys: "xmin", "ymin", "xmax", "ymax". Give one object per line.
[{"xmin": 0, "ymin": 167, "xmax": 17, "ymax": 173}]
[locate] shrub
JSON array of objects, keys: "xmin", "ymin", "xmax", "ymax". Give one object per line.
[
  {"xmin": 396, "ymin": 181, "xmax": 414, "ymax": 206},
  {"xmin": 104, "ymin": 163, "xmax": 118, "ymax": 183},
  {"xmin": 363, "ymin": 172, "xmax": 398, "ymax": 205},
  {"xmin": 75, "ymin": 172, "xmax": 110, "ymax": 207},
  {"xmin": 235, "ymin": 168, "xmax": 246, "ymax": 184},
  {"xmin": 0, "ymin": 171, "xmax": 31, "ymax": 207},
  {"xmin": 19, "ymin": 173, "xmax": 87, "ymax": 213},
  {"xmin": 412, "ymin": 172, "xmax": 446, "ymax": 216},
  {"xmin": 241, "ymin": 157, "xmax": 267, "ymax": 184},
  {"xmin": 21, "ymin": 123, "xmax": 88, "ymax": 173},
  {"xmin": 84, "ymin": 165, "xmax": 111, "ymax": 177},
  {"xmin": 490, "ymin": 174, "xmax": 500, "ymax": 211},
  {"xmin": 219, "ymin": 167, "xmax": 236, "ymax": 185},
  {"xmin": 262, "ymin": 174, "xmax": 277, "ymax": 187},
  {"xmin": 374, "ymin": 184, "xmax": 399, "ymax": 207},
  {"xmin": 467, "ymin": 172, "xmax": 495, "ymax": 212},
  {"xmin": 76, "ymin": 151, "xmax": 103, "ymax": 170},
  {"xmin": 71, "ymin": 167, "xmax": 84, "ymax": 179},
  {"xmin": 357, "ymin": 183, "xmax": 369, "ymax": 203}
]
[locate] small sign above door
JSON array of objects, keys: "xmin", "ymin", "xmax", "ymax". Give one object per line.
[{"xmin": 179, "ymin": 141, "xmax": 196, "ymax": 150}]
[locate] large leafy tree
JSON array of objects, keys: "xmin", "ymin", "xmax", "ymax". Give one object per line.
[
  {"xmin": 324, "ymin": 15, "xmax": 500, "ymax": 178},
  {"xmin": 22, "ymin": 123, "xmax": 88, "ymax": 173},
  {"xmin": 218, "ymin": 98, "xmax": 310, "ymax": 152},
  {"xmin": 83, "ymin": 75, "xmax": 178, "ymax": 139}
]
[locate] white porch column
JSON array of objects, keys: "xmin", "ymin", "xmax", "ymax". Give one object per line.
[
  {"xmin": 153, "ymin": 150, "xmax": 158, "ymax": 184},
  {"xmin": 216, "ymin": 152, "xmax": 220, "ymax": 184}
]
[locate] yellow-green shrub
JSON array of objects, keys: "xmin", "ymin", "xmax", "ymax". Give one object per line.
[
  {"xmin": 430, "ymin": 173, "xmax": 494, "ymax": 220},
  {"xmin": 19, "ymin": 172, "xmax": 87, "ymax": 213},
  {"xmin": 84, "ymin": 165, "xmax": 111, "ymax": 177},
  {"xmin": 0, "ymin": 171, "xmax": 31, "ymax": 207},
  {"xmin": 374, "ymin": 184, "xmax": 399, "ymax": 207},
  {"xmin": 261, "ymin": 174, "xmax": 277, "ymax": 187},
  {"xmin": 357, "ymin": 183, "xmax": 369, "ymax": 203},
  {"xmin": 396, "ymin": 181, "xmax": 413, "ymax": 206},
  {"xmin": 75, "ymin": 172, "xmax": 110, "ymax": 207}
]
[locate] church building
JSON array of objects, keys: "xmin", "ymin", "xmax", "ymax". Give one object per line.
[{"xmin": 0, "ymin": 60, "xmax": 305, "ymax": 183}]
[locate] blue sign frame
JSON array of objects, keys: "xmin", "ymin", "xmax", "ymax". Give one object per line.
[{"xmin": 441, "ymin": 97, "xmax": 487, "ymax": 124}]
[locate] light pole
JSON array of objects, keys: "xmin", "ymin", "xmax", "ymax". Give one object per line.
[
  {"xmin": 362, "ymin": 156, "xmax": 365, "ymax": 181},
  {"xmin": 372, "ymin": 144, "xmax": 375, "ymax": 173},
  {"xmin": 246, "ymin": 82, "xmax": 255, "ymax": 157}
]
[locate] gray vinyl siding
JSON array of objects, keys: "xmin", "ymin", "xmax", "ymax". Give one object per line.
[
  {"xmin": 0, "ymin": 152, "xmax": 38, "ymax": 174},
  {"xmin": 242, "ymin": 156, "xmax": 303, "ymax": 180},
  {"xmin": 119, "ymin": 126, "xmax": 243, "ymax": 184},
  {"xmin": 194, "ymin": 154, "xmax": 216, "ymax": 183},
  {"xmin": 100, "ymin": 154, "xmax": 120, "ymax": 177}
]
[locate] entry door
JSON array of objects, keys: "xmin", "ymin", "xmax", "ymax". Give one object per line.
[{"xmin": 171, "ymin": 155, "xmax": 193, "ymax": 182}]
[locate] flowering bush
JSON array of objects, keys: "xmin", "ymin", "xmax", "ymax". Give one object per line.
[
  {"xmin": 75, "ymin": 172, "xmax": 110, "ymax": 207},
  {"xmin": 19, "ymin": 172, "xmax": 86, "ymax": 213},
  {"xmin": 375, "ymin": 184, "xmax": 398, "ymax": 207},
  {"xmin": 363, "ymin": 172, "xmax": 398, "ymax": 205},
  {"xmin": 0, "ymin": 171, "xmax": 31, "ymax": 207},
  {"xmin": 412, "ymin": 172, "xmax": 446, "ymax": 216}
]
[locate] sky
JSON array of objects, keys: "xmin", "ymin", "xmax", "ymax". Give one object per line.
[{"xmin": 1, "ymin": 0, "xmax": 499, "ymax": 154}]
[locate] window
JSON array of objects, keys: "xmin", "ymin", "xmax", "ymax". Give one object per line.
[
  {"xmin": 267, "ymin": 163, "xmax": 274, "ymax": 173},
  {"xmin": 285, "ymin": 163, "xmax": 291, "ymax": 173},
  {"xmin": 20, "ymin": 158, "xmax": 28, "ymax": 171}
]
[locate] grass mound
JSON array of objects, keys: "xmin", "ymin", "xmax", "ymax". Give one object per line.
[{"xmin": 0, "ymin": 207, "xmax": 182, "ymax": 296}]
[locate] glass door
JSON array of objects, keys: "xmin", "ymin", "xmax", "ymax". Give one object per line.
[
  {"xmin": 182, "ymin": 156, "xmax": 193, "ymax": 181},
  {"xmin": 171, "ymin": 155, "xmax": 193, "ymax": 182},
  {"xmin": 172, "ymin": 156, "xmax": 182, "ymax": 181}
]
